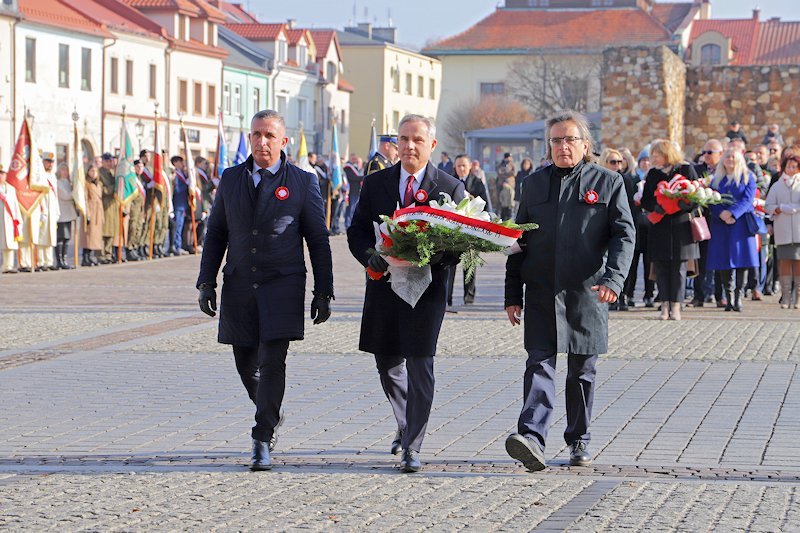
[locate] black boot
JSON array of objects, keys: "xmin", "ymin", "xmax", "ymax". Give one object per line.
[
  {"xmin": 90, "ymin": 250, "xmax": 100, "ymax": 266},
  {"xmin": 61, "ymin": 242, "xmax": 75, "ymax": 269},
  {"xmin": 81, "ymin": 249, "xmax": 92, "ymax": 267},
  {"xmin": 54, "ymin": 243, "xmax": 64, "ymax": 269},
  {"xmin": 733, "ymin": 269, "xmax": 744, "ymax": 312},
  {"xmin": 721, "ymin": 270, "xmax": 734, "ymax": 311}
]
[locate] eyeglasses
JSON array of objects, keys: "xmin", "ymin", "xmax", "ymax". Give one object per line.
[
  {"xmin": 701, "ymin": 150, "xmax": 721, "ymax": 155},
  {"xmin": 769, "ymin": 148, "xmax": 780, "ymax": 153},
  {"xmin": 607, "ymin": 159, "xmax": 623, "ymax": 165},
  {"xmin": 549, "ymin": 136, "xmax": 583, "ymax": 146}
]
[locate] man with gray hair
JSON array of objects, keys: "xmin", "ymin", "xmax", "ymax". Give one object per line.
[
  {"xmin": 197, "ymin": 109, "xmax": 334, "ymax": 471},
  {"xmin": 347, "ymin": 114, "xmax": 465, "ymax": 473},
  {"xmin": 504, "ymin": 110, "xmax": 635, "ymax": 471}
]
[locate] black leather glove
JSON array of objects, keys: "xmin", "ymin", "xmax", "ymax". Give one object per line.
[
  {"xmin": 367, "ymin": 254, "xmax": 389, "ymax": 273},
  {"xmin": 198, "ymin": 283, "xmax": 217, "ymax": 317},
  {"xmin": 653, "ymin": 204, "xmax": 666, "ymax": 215},
  {"xmin": 310, "ymin": 293, "xmax": 332, "ymax": 325}
]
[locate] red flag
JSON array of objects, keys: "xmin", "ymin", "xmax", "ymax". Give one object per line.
[
  {"xmin": 6, "ymin": 119, "xmax": 47, "ymax": 215},
  {"xmin": 152, "ymin": 119, "xmax": 166, "ymax": 193}
]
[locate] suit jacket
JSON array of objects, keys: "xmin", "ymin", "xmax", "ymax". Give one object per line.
[
  {"xmin": 197, "ymin": 153, "xmax": 333, "ymax": 345},
  {"xmin": 347, "ymin": 161, "xmax": 466, "ymax": 357},
  {"xmin": 640, "ymin": 164, "xmax": 700, "ymax": 261},
  {"xmin": 505, "ymin": 162, "xmax": 635, "ymax": 354}
]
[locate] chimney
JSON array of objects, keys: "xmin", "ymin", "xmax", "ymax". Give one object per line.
[
  {"xmin": 698, "ymin": 0, "xmax": 711, "ymax": 20},
  {"xmin": 356, "ymin": 22, "xmax": 372, "ymax": 39},
  {"xmin": 752, "ymin": 7, "xmax": 760, "ymax": 21},
  {"xmin": 372, "ymin": 26, "xmax": 397, "ymax": 44},
  {"xmin": 286, "ymin": 18, "xmax": 296, "ymax": 29}
]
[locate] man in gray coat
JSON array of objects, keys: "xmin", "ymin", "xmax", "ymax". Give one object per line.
[{"xmin": 504, "ymin": 111, "xmax": 635, "ymax": 471}]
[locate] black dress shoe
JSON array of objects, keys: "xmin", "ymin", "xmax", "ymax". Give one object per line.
[
  {"xmin": 505, "ymin": 433, "xmax": 546, "ymax": 472},
  {"xmin": 643, "ymin": 297, "xmax": 654, "ymax": 308},
  {"xmin": 250, "ymin": 438, "xmax": 272, "ymax": 471},
  {"xmin": 686, "ymin": 299, "xmax": 703, "ymax": 307},
  {"xmin": 569, "ymin": 440, "xmax": 592, "ymax": 466},
  {"xmin": 390, "ymin": 429, "xmax": 403, "ymax": 455},
  {"xmin": 618, "ymin": 300, "xmax": 629, "ymax": 311},
  {"xmin": 269, "ymin": 410, "xmax": 284, "ymax": 452},
  {"xmin": 2, "ymin": 269, "xmax": 18, "ymax": 274},
  {"xmin": 19, "ymin": 267, "xmax": 31, "ymax": 273},
  {"xmin": 400, "ymin": 449, "xmax": 421, "ymax": 473}
]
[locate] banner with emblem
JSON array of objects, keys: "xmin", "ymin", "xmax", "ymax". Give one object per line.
[
  {"xmin": 329, "ymin": 120, "xmax": 343, "ymax": 191},
  {"xmin": 235, "ymin": 131, "xmax": 248, "ymax": 165},
  {"xmin": 71, "ymin": 122, "xmax": 87, "ymax": 218},
  {"xmin": 296, "ymin": 127, "xmax": 313, "ymax": 172},
  {"xmin": 115, "ymin": 123, "xmax": 140, "ymax": 206},
  {"xmin": 214, "ymin": 111, "xmax": 228, "ymax": 180},
  {"xmin": 6, "ymin": 118, "xmax": 48, "ymax": 215}
]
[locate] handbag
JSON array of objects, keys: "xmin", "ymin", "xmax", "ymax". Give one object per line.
[
  {"xmin": 743, "ymin": 211, "xmax": 767, "ymax": 236},
  {"xmin": 689, "ymin": 213, "xmax": 711, "ymax": 242}
]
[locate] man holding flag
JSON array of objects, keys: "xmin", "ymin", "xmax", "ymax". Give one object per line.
[
  {"xmin": 0, "ymin": 166, "xmax": 22, "ymax": 273},
  {"xmin": 115, "ymin": 122, "xmax": 142, "ymax": 262}
]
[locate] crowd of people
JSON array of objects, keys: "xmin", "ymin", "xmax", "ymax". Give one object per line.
[{"xmin": 2, "ymin": 120, "xmax": 798, "ymax": 316}]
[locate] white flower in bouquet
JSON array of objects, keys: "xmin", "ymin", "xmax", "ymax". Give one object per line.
[{"xmin": 429, "ymin": 193, "xmax": 492, "ymax": 222}]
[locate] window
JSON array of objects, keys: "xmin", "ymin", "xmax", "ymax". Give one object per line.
[
  {"xmin": 81, "ymin": 48, "xmax": 91, "ymax": 90},
  {"xmin": 193, "ymin": 82, "xmax": 203, "ymax": 115},
  {"xmin": 700, "ymin": 43, "xmax": 722, "ymax": 65},
  {"xmin": 392, "ymin": 68, "xmax": 399, "ymax": 92},
  {"xmin": 178, "ymin": 14, "xmax": 188, "ymax": 41},
  {"xmin": 178, "ymin": 79, "xmax": 188, "ymax": 113},
  {"xmin": 58, "ymin": 44, "xmax": 69, "ymax": 88},
  {"xmin": 233, "ymin": 84, "xmax": 242, "ymax": 115},
  {"xmin": 297, "ymin": 98, "xmax": 307, "ymax": 126},
  {"xmin": 252, "ymin": 87, "xmax": 260, "ymax": 115},
  {"xmin": 276, "ymin": 95, "xmax": 287, "ymax": 116},
  {"xmin": 223, "ymin": 83, "xmax": 231, "ymax": 114},
  {"xmin": 277, "ymin": 39, "xmax": 287, "ymax": 63},
  {"xmin": 125, "ymin": 60, "xmax": 133, "ymax": 96},
  {"xmin": 480, "ymin": 82, "xmax": 505, "ymax": 97},
  {"xmin": 417, "ymin": 75, "xmax": 424, "ymax": 97},
  {"xmin": 149, "ymin": 64, "xmax": 156, "ymax": 99},
  {"xmin": 298, "ymin": 44, "xmax": 307, "ymax": 65},
  {"xmin": 392, "ymin": 111, "xmax": 399, "ymax": 130},
  {"xmin": 110, "ymin": 57, "xmax": 118, "ymax": 94},
  {"xmin": 405, "ymin": 73, "xmax": 412, "ymax": 95},
  {"xmin": 326, "ymin": 62, "xmax": 337, "ymax": 82},
  {"xmin": 25, "ymin": 38, "xmax": 35, "ymax": 82},
  {"xmin": 340, "ymin": 109, "xmax": 346, "ymax": 133},
  {"xmin": 207, "ymin": 84, "xmax": 216, "ymax": 116},
  {"xmin": 429, "ymin": 78, "xmax": 435, "ymax": 99}
]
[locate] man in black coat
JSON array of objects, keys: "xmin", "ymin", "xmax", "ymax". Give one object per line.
[
  {"xmin": 347, "ymin": 114, "xmax": 466, "ymax": 473},
  {"xmin": 446, "ymin": 154, "xmax": 489, "ymax": 305},
  {"xmin": 504, "ymin": 111, "xmax": 635, "ymax": 472},
  {"xmin": 196, "ymin": 110, "xmax": 334, "ymax": 471}
]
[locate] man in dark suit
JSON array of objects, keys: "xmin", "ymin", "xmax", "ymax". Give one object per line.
[
  {"xmin": 504, "ymin": 111, "xmax": 635, "ymax": 472},
  {"xmin": 347, "ymin": 114, "xmax": 466, "ymax": 473},
  {"xmin": 196, "ymin": 110, "xmax": 334, "ymax": 471}
]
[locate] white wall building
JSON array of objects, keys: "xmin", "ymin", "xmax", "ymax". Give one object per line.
[{"xmin": 0, "ymin": 2, "xmax": 18, "ymax": 166}]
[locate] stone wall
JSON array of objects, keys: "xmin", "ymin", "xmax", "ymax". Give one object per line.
[
  {"xmin": 600, "ymin": 46, "xmax": 686, "ymax": 153},
  {"xmin": 684, "ymin": 65, "xmax": 800, "ymax": 154}
]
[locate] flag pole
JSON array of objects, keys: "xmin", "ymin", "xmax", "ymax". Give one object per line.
[
  {"xmin": 117, "ymin": 107, "xmax": 126, "ymax": 264},
  {"xmin": 148, "ymin": 107, "xmax": 159, "ymax": 260},
  {"xmin": 72, "ymin": 119, "xmax": 80, "ymax": 268},
  {"xmin": 181, "ymin": 117, "xmax": 199, "ymax": 253}
]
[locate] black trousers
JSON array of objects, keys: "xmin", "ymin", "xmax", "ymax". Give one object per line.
[
  {"xmin": 446, "ymin": 265, "xmax": 477, "ymax": 305},
  {"xmin": 233, "ymin": 340, "xmax": 291, "ymax": 442},
  {"xmin": 693, "ymin": 240, "xmax": 709, "ymax": 301},
  {"xmin": 374, "ymin": 354, "xmax": 435, "ymax": 453},
  {"xmin": 518, "ymin": 349, "xmax": 598, "ymax": 449},
  {"xmin": 654, "ymin": 260, "xmax": 688, "ymax": 303}
]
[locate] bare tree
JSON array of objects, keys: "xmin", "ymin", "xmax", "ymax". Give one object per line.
[
  {"xmin": 441, "ymin": 95, "xmax": 532, "ymax": 152},
  {"xmin": 507, "ymin": 55, "xmax": 601, "ymax": 117}
]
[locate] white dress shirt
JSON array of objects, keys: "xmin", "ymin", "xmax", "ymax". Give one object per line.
[
  {"xmin": 399, "ymin": 166, "xmax": 424, "ymax": 202},
  {"xmin": 252, "ymin": 158, "xmax": 282, "ymax": 188}
]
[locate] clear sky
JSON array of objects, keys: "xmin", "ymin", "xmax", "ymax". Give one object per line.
[{"xmin": 241, "ymin": 0, "xmax": 798, "ymax": 50}]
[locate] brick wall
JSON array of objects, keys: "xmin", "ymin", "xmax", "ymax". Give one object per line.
[
  {"xmin": 600, "ymin": 46, "xmax": 686, "ymax": 153},
  {"xmin": 684, "ymin": 65, "xmax": 800, "ymax": 154}
]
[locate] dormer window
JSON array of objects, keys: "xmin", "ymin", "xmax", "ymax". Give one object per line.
[
  {"xmin": 326, "ymin": 61, "xmax": 336, "ymax": 82},
  {"xmin": 277, "ymin": 39, "xmax": 287, "ymax": 64},
  {"xmin": 700, "ymin": 43, "xmax": 722, "ymax": 65},
  {"xmin": 298, "ymin": 43, "xmax": 307, "ymax": 66}
]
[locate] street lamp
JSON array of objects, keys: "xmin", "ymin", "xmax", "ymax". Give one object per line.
[
  {"xmin": 135, "ymin": 118, "xmax": 145, "ymax": 152},
  {"xmin": 26, "ymin": 108, "xmax": 34, "ymax": 128}
]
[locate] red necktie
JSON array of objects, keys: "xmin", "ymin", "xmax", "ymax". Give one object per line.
[{"xmin": 403, "ymin": 175, "xmax": 415, "ymax": 207}]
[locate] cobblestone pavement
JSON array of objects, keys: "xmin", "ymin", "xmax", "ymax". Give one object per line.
[{"xmin": 1, "ymin": 237, "xmax": 799, "ymax": 530}]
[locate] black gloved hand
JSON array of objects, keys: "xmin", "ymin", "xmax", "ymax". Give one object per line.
[
  {"xmin": 431, "ymin": 251, "xmax": 460, "ymax": 266},
  {"xmin": 678, "ymin": 198, "xmax": 693, "ymax": 211},
  {"xmin": 653, "ymin": 204, "xmax": 666, "ymax": 215},
  {"xmin": 367, "ymin": 254, "xmax": 389, "ymax": 273},
  {"xmin": 310, "ymin": 293, "xmax": 332, "ymax": 325},
  {"xmin": 198, "ymin": 284, "xmax": 217, "ymax": 317}
]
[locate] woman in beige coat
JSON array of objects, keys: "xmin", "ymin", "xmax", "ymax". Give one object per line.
[
  {"xmin": 81, "ymin": 166, "xmax": 105, "ymax": 266},
  {"xmin": 765, "ymin": 153, "xmax": 800, "ymax": 308}
]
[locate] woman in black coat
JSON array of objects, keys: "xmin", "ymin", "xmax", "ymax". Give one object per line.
[{"xmin": 640, "ymin": 139, "xmax": 700, "ymax": 320}]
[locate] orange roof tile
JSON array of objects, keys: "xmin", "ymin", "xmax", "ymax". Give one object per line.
[
  {"xmin": 425, "ymin": 8, "xmax": 674, "ymax": 53},
  {"xmin": 193, "ymin": 0, "xmax": 227, "ymax": 23},
  {"xmin": 125, "ymin": 0, "xmax": 201, "ymax": 16},
  {"xmin": 337, "ymin": 77, "xmax": 354, "ymax": 93},
  {"xmin": 227, "ymin": 22, "xmax": 286, "ymax": 41},
  {"xmin": 651, "ymin": 2, "xmax": 696, "ymax": 33},
  {"xmin": 19, "ymin": 0, "xmax": 113, "ymax": 38},
  {"xmin": 689, "ymin": 18, "xmax": 759, "ymax": 65},
  {"xmin": 752, "ymin": 19, "xmax": 800, "ymax": 65},
  {"xmin": 285, "ymin": 28, "xmax": 308, "ymax": 46},
  {"xmin": 310, "ymin": 29, "xmax": 342, "ymax": 61},
  {"xmin": 69, "ymin": 0, "xmax": 166, "ymax": 39},
  {"xmin": 219, "ymin": 1, "xmax": 258, "ymax": 23}
]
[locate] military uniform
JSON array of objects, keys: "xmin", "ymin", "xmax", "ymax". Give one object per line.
[
  {"xmin": 99, "ymin": 165, "xmax": 118, "ymax": 261},
  {"xmin": 127, "ymin": 175, "xmax": 146, "ymax": 258},
  {"xmin": 365, "ymin": 151, "xmax": 392, "ymax": 176}
]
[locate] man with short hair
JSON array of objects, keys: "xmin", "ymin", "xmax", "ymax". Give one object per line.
[
  {"xmin": 36, "ymin": 152, "xmax": 59, "ymax": 270},
  {"xmin": 99, "ymin": 153, "xmax": 118, "ymax": 263},
  {"xmin": 437, "ymin": 151, "xmax": 454, "ymax": 176},
  {"xmin": 504, "ymin": 111, "xmax": 635, "ymax": 472},
  {"xmin": 197, "ymin": 109, "xmax": 333, "ymax": 471},
  {"xmin": 170, "ymin": 155, "xmax": 190, "ymax": 256},
  {"xmin": 348, "ymin": 114, "xmax": 466, "ymax": 473},
  {"xmin": 365, "ymin": 134, "xmax": 398, "ymax": 175},
  {"xmin": 691, "ymin": 139, "xmax": 724, "ymax": 307},
  {"xmin": 725, "ymin": 120, "xmax": 748, "ymax": 145}
]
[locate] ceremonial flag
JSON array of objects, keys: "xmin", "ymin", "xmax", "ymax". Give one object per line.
[
  {"xmin": 6, "ymin": 118, "xmax": 47, "ymax": 215},
  {"xmin": 181, "ymin": 125, "xmax": 202, "ymax": 206},
  {"xmin": 329, "ymin": 120, "xmax": 343, "ymax": 191},
  {"xmin": 71, "ymin": 122, "xmax": 87, "ymax": 218},
  {"xmin": 235, "ymin": 131, "xmax": 248, "ymax": 164},
  {"xmin": 214, "ymin": 112, "xmax": 228, "ymax": 179},
  {"xmin": 368, "ymin": 119, "xmax": 377, "ymax": 159},
  {"xmin": 296, "ymin": 128, "xmax": 313, "ymax": 172},
  {"xmin": 115, "ymin": 123, "xmax": 139, "ymax": 206},
  {"xmin": 152, "ymin": 119, "xmax": 167, "ymax": 194}
]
